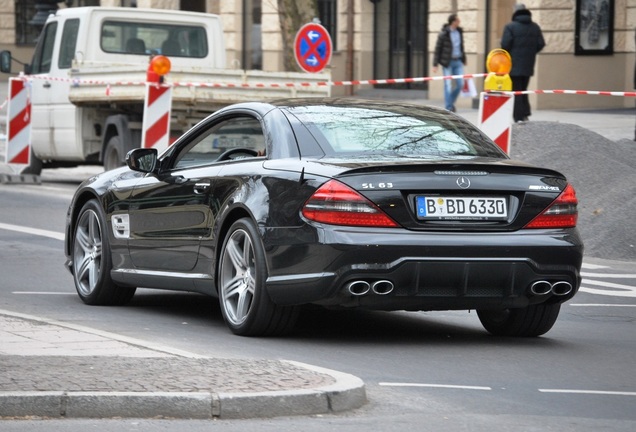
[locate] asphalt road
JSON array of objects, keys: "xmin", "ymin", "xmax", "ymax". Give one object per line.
[{"xmin": 1, "ymin": 168, "xmax": 635, "ymax": 431}]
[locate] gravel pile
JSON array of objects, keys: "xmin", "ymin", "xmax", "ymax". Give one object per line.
[{"xmin": 509, "ymin": 121, "xmax": 636, "ymax": 261}]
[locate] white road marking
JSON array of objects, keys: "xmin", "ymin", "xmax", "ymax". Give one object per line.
[
  {"xmin": 379, "ymin": 382, "xmax": 491, "ymax": 391},
  {"xmin": 570, "ymin": 303, "xmax": 636, "ymax": 308},
  {"xmin": 379, "ymin": 383, "xmax": 636, "ymax": 398},
  {"xmin": 12, "ymin": 291, "xmax": 75, "ymax": 295},
  {"xmin": 579, "ymin": 279, "xmax": 636, "ymax": 297},
  {"xmin": 0, "ymin": 222, "xmax": 64, "ymax": 241},
  {"xmin": 582, "ymin": 272, "xmax": 636, "ymax": 278},
  {"xmin": 582, "ymin": 263, "xmax": 610, "ymax": 270},
  {"xmin": 539, "ymin": 389, "xmax": 636, "ymax": 397}
]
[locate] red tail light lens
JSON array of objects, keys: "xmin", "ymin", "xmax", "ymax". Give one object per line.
[
  {"xmin": 302, "ymin": 180, "xmax": 399, "ymax": 227},
  {"xmin": 525, "ymin": 184, "xmax": 578, "ymax": 229}
]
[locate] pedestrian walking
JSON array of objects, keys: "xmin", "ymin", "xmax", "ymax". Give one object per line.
[
  {"xmin": 432, "ymin": 14, "xmax": 466, "ymax": 112},
  {"xmin": 501, "ymin": 4, "xmax": 545, "ymax": 123}
]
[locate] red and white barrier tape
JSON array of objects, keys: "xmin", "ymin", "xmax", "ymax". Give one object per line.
[
  {"xmin": 2, "ymin": 72, "xmax": 636, "ymax": 111},
  {"xmin": 491, "ymin": 89, "xmax": 636, "ymax": 97},
  {"xmin": 21, "ymin": 72, "xmax": 489, "ymax": 89}
]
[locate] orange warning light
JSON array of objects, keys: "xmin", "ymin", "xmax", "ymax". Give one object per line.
[
  {"xmin": 150, "ymin": 55, "xmax": 172, "ymax": 76},
  {"xmin": 486, "ymin": 49, "xmax": 512, "ymax": 75}
]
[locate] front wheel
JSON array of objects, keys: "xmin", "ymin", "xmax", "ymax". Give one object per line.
[
  {"xmin": 477, "ymin": 303, "xmax": 561, "ymax": 337},
  {"xmin": 218, "ymin": 218, "xmax": 299, "ymax": 336},
  {"xmin": 72, "ymin": 200, "xmax": 136, "ymax": 305}
]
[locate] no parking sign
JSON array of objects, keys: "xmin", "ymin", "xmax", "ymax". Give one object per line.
[{"xmin": 294, "ymin": 22, "xmax": 332, "ymax": 73}]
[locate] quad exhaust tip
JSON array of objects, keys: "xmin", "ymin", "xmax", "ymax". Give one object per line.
[
  {"xmin": 346, "ymin": 280, "xmax": 395, "ymax": 296},
  {"xmin": 530, "ymin": 280, "xmax": 573, "ymax": 296}
]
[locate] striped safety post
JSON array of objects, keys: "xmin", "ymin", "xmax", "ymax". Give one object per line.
[
  {"xmin": 5, "ymin": 77, "xmax": 32, "ymax": 171},
  {"xmin": 141, "ymin": 83, "xmax": 172, "ymax": 152},
  {"xmin": 478, "ymin": 91, "xmax": 514, "ymax": 154}
]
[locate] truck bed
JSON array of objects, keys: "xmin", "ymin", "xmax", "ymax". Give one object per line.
[{"xmin": 68, "ymin": 64, "xmax": 332, "ymax": 109}]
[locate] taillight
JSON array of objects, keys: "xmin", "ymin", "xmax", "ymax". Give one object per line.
[
  {"xmin": 302, "ymin": 180, "xmax": 399, "ymax": 227},
  {"xmin": 525, "ymin": 184, "xmax": 578, "ymax": 229}
]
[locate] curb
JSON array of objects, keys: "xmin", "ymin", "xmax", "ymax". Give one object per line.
[
  {"xmin": 0, "ymin": 310, "xmax": 367, "ymax": 420},
  {"xmin": 0, "ymin": 173, "xmax": 41, "ymax": 184},
  {"xmin": 0, "ymin": 364, "xmax": 366, "ymax": 419}
]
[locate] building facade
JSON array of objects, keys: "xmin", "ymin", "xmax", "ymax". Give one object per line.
[{"xmin": 1, "ymin": 0, "xmax": 634, "ymax": 109}]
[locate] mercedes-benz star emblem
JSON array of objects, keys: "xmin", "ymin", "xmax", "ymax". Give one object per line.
[{"xmin": 456, "ymin": 176, "xmax": 471, "ymax": 189}]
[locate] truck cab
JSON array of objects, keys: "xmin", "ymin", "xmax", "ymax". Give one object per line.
[{"xmin": 2, "ymin": 7, "xmax": 225, "ymax": 174}]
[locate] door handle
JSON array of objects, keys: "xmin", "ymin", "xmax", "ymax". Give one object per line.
[
  {"xmin": 43, "ymin": 82, "xmax": 51, "ymax": 88},
  {"xmin": 193, "ymin": 180, "xmax": 211, "ymax": 194}
]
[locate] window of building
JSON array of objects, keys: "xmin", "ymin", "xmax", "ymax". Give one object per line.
[
  {"xmin": 317, "ymin": 0, "xmax": 337, "ymax": 50},
  {"xmin": 15, "ymin": 0, "xmax": 100, "ymax": 46}
]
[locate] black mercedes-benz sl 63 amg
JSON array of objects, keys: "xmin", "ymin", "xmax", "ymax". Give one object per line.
[{"xmin": 64, "ymin": 98, "xmax": 583, "ymax": 337}]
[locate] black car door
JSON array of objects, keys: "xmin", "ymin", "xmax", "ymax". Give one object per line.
[{"xmin": 126, "ymin": 115, "xmax": 267, "ymax": 272}]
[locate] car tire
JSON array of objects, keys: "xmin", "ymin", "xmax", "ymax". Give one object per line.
[
  {"xmin": 103, "ymin": 135, "xmax": 124, "ymax": 172},
  {"xmin": 477, "ymin": 303, "xmax": 561, "ymax": 337},
  {"xmin": 218, "ymin": 218, "xmax": 299, "ymax": 336},
  {"xmin": 72, "ymin": 199, "xmax": 136, "ymax": 305}
]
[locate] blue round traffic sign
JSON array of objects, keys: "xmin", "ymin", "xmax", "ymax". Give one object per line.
[{"xmin": 294, "ymin": 22, "xmax": 332, "ymax": 73}]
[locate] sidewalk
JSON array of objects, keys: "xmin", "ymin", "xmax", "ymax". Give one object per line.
[{"xmin": 0, "ymin": 310, "xmax": 366, "ymax": 419}]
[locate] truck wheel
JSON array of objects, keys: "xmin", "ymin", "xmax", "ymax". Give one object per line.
[
  {"xmin": 477, "ymin": 304, "xmax": 561, "ymax": 337},
  {"xmin": 103, "ymin": 136, "xmax": 125, "ymax": 171},
  {"xmin": 20, "ymin": 150, "xmax": 43, "ymax": 176}
]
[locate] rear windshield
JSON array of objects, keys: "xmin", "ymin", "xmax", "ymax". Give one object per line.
[
  {"xmin": 101, "ymin": 20, "xmax": 207, "ymax": 58},
  {"xmin": 284, "ymin": 104, "xmax": 506, "ymax": 159}
]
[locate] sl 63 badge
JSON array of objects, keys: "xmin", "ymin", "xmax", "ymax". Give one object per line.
[{"xmin": 362, "ymin": 182, "xmax": 394, "ymax": 189}]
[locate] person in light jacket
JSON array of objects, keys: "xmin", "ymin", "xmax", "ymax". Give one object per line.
[
  {"xmin": 433, "ymin": 14, "xmax": 466, "ymax": 112},
  {"xmin": 501, "ymin": 4, "xmax": 545, "ymax": 123}
]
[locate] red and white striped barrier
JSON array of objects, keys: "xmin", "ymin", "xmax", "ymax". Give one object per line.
[
  {"xmin": 478, "ymin": 92, "xmax": 514, "ymax": 154},
  {"xmin": 141, "ymin": 83, "xmax": 172, "ymax": 152},
  {"xmin": 5, "ymin": 77, "xmax": 32, "ymax": 171}
]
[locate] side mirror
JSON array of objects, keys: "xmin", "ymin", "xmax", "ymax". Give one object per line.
[
  {"xmin": 126, "ymin": 148, "xmax": 158, "ymax": 173},
  {"xmin": 0, "ymin": 51, "xmax": 12, "ymax": 73}
]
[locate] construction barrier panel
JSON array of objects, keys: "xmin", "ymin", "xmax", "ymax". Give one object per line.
[
  {"xmin": 5, "ymin": 77, "xmax": 32, "ymax": 172},
  {"xmin": 478, "ymin": 92, "xmax": 514, "ymax": 154},
  {"xmin": 141, "ymin": 83, "xmax": 172, "ymax": 152}
]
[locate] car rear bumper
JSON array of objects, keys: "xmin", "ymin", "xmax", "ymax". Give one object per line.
[{"xmin": 264, "ymin": 226, "xmax": 583, "ymax": 310}]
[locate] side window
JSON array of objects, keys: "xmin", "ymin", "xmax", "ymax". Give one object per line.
[
  {"xmin": 174, "ymin": 117, "xmax": 265, "ymax": 169},
  {"xmin": 59, "ymin": 19, "xmax": 80, "ymax": 69},
  {"xmin": 31, "ymin": 21, "xmax": 57, "ymax": 74}
]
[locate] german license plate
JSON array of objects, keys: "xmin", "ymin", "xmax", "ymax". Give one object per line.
[{"xmin": 416, "ymin": 196, "xmax": 508, "ymax": 220}]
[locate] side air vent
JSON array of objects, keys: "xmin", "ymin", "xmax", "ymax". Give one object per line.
[{"xmin": 111, "ymin": 214, "xmax": 130, "ymax": 239}]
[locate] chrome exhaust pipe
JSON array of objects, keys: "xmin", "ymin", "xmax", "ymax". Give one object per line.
[
  {"xmin": 530, "ymin": 280, "xmax": 552, "ymax": 296},
  {"xmin": 551, "ymin": 281, "xmax": 573, "ymax": 296},
  {"xmin": 372, "ymin": 280, "xmax": 394, "ymax": 295},
  {"xmin": 347, "ymin": 280, "xmax": 371, "ymax": 296}
]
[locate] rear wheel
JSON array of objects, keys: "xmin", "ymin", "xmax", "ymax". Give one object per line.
[
  {"xmin": 477, "ymin": 303, "xmax": 561, "ymax": 337},
  {"xmin": 218, "ymin": 218, "xmax": 299, "ymax": 336},
  {"xmin": 72, "ymin": 200, "xmax": 136, "ymax": 305},
  {"xmin": 103, "ymin": 135, "xmax": 125, "ymax": 171}
]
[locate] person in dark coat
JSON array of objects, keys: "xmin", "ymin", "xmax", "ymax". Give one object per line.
[
  {"xmin": 501, "ymin": 4, "xmax": 545, "ymax": 122},
  {"xmin": 432, "ymin": 14, "xmax": 466, "ymax": 112}
]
